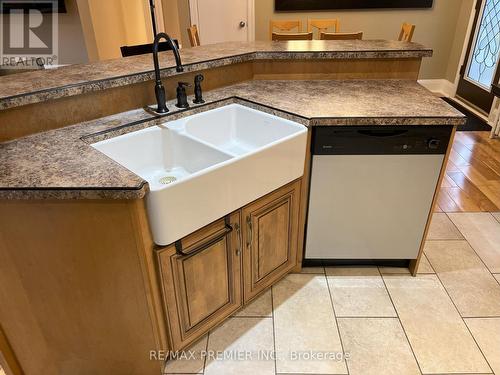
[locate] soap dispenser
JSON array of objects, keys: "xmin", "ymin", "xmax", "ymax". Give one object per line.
[{"xmin": 176, "ymin": 82, "xmax": 190, "ymax": 108}]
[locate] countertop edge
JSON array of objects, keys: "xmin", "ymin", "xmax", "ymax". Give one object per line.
[
  {"xmin": 0, "ymin": 81, "xmax": 464, "ymax": 201},
  {"xmin": 0, "ymin": 185, "xmax": 148, "ymax": 200},
  {"xmin": 0, "ymin": 46, "xmax": 433, "ymax": 111}
]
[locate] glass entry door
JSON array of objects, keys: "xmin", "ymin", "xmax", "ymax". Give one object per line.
[{"xmin": 456, "ymin": 0, "xmax": 500, "ymax": 112}]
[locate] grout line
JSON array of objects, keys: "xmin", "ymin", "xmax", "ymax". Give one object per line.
[
  {"xmin": 491, "ymin": 211, "xmax": 500, "ymax": 224},
  {"xmin": 444, "ymin": 212, "xmax": 499, "ymax": 275},
  {"xmin": 324, "ymin": 273, "xmax": 350, "ymax": 375},
  {"xmin": 379, "ymin": 272, "xmax": 424, "ymax": 375},
  {"xmin": 336, "ymin": 315, "xmax": 408, "ymax": 319},
  {"xmin": 271, "ymin": 285, "xmax": 278, "ymax": 375},
  {"xmin": 421, "ymin": 253, "xmax": 437, "ymax": 274},
  {"xmin": 442, "ymin": 211, "xmax": 467, "ymax": 239},
  {"xmin": 425, "ymin": 238, "xmax": 466, "ymax": 242},
  {"xmin": 201, "ymin": 330, "xmax": 210, "ymax": 375},
  {"xmin": 431, "ymin": 271, "xmax": 495, "ymax": 374}
]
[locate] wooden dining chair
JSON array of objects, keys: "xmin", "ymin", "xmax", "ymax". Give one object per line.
[
  {"xmin": 307, "ymin": 19, "xmax": 340, "ymax": 38},
  {"xmin": 269, "ymin": 20, "xmax": 302, "ymax": 39},
  {"xmin": 187, "ymin": 24, "xmax": 201, "ymax": 47},
  {"xmin": 272, "ymin": 32, "xmax": 313, "ymax": 41},
  {"xmin": 320, "ymin": 31, "xmax": 363, "ymax": 40},
  {"xmin": 398, "ymin": 23, "xmax": 415, "ymax": 42}
]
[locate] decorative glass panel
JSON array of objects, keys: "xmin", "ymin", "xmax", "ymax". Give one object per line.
[{"xmin": 467, "ymin": 0, "xmax": 500, "ymax": 89}]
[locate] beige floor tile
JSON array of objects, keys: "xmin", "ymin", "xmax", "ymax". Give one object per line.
[
  {"xmin": 299, "ymin": 266, "xmax": 325, "ymax": 274},
  {"xmin": 465, "ymin": 318, "xmax": 500, "ymax": 374},
  {"xmin": 273, "ymin": 274, "xmax": 348, "ymax": 374},
  {"xmin": 204, "ymin": 317, "xmax": 274, "ymax": 375},
  {"xmin": 338, "ymin": 318, "xmax": 420, "ymax": 375},
  {"xmin": 425, "ymin": 240, "xmax": 500, "ymax": 317},
  {"xmin": 427, "ymin": 213, "xmax": 464, "ymax": 240},
  {"xmin": 417, "ymin": 254, "xmax": 435, "ymax": 274},
  {"xmin": 384, "ymin": 274, "xmax": 490, "ymax": 374},
  {"xmin": 233, "ymin": 289, "xmax": 272, "ymax": 317},
  {"xmin": 325, "ymin": 267, "xmax": 396, "ymax": 317},
  {"xmin": 163, "ymin": 335, "xmax": 207, "ymax": 374},
  {"xmin": 494, "ymin": 274, "xmax": 500, "ymax": 284},
  {"xmin": 448, "ymin": 213, "xmax": 500, "ymax": 273},
  {"xmin": 378, "ymin": 254, "xmax": 434, "ymax": 275},
  {"xmin": 492, "ymin": 212, "xmax": 500, "ymax": 223}
]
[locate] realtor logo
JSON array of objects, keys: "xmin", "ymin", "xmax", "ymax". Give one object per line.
[{"xmin": 0, "ymin": 0, "xmax": 58, "ymax": 68}]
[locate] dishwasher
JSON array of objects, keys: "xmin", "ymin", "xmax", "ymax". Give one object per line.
[{"xmin": 304, "ymin": 126, "xmax": 452, "ymax": 264}]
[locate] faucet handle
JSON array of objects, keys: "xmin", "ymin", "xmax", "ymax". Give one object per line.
[{"xmin": 194, "ymin": 74, "xmax": 204, "ymax": 84}]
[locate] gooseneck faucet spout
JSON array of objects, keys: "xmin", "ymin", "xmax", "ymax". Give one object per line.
[{"xmin": 152, "ymin": 32, "xmax": 184, "ymax": 113}]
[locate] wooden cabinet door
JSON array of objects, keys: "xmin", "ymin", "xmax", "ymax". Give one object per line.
[
  {"xmin": 241, "ymin": 179, "xmax": 301, "ymax": 302},
  {"xmin": 157, "ymin": 212, "xmax": 242, "ymax": 350}
]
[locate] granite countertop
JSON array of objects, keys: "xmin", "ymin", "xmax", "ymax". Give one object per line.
[
  {"xmin": 0, "ymin": 79, "xmax": 464, "ymax": 200},
  {"xmin": 0, "ymin": 40, "xmax": 432, "ymax": 110}
]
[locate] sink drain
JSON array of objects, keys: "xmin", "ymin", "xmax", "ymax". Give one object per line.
[{"xmin": 159, "ymin": 176, "xmax": 177, "ymax": 185}]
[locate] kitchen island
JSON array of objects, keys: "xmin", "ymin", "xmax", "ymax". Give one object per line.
[{"xmin": 0, "ymin": 41, "xmax": 464, "ymax": 375}]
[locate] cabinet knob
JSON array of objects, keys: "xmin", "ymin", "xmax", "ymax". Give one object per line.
[{"xmin": 239, "ymin": 21, "xmax": 246, "ymax": 28}]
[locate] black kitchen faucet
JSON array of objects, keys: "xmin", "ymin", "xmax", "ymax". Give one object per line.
[{"xmin": 151, "ymin": 32, "xmax": 183, "ymax": 113}]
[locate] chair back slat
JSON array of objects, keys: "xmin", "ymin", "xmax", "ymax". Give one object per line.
[
  {"xmin": 320, "ymin": 32, "xmax": 363, "ymax": 40},
  {"xmin": 269, "ymin": 20, "xmax": 302, "ymax": 39},
  {"xmin": 272, "ymin": 32, "xmax": 313, "ymax": 41},
  {"xmin": 188, "ymin": 25, "xmax": 201, "ymax": 47},
  {"xmin": 398, "ymin": 23, "xmax": 415, "ymax": 42}
]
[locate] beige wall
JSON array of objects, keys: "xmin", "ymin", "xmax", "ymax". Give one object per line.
[
  {"xmin": 77, "ymin": 0, "xmax": 153, "ymax": 61},
  {"xmin": 177, "ymin": 0, "xmax": 192, "ymax": 48},
  {"xmin": 161, "ymin": 0, "xmax": 191, "ymax": 48},
  {"xmin": 445, "ymin": 0, "xmax": 475, "ymax": 83},
  {"xmin": 255, "ymin": 0, "xmax": 472, "ymax": 80},
  {"xmin": 58, "ymin": 0, "xmax": 89, "ymax": 64},
  {"xmin": 161, "ymin": 0, "xmax": 182, "ymax": 42}
]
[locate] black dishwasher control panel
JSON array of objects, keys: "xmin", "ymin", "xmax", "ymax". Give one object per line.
[{"xmin": 312, "ymin": 126, "xmax": 453, "ymax": 155}]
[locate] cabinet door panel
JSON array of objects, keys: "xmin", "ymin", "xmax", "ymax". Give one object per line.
[
  {"xmin": 256, "ymin": 198, "xmax": 291, "ymax": 280},
  {"xmin": 180, "ymin": 240, "xmax": 230, "ymax": 327},
  {"xmin": 157, "ymin": 212, "xmax": 242, "ymax": 351},
  {"xmin": 242, "ymin": 180, "xmax": 301, "ymax": 302}
]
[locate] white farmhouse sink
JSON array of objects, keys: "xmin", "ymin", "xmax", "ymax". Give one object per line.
[{"xmin": 92, "ymin": 103, "xmax": 307, "ymax": 245}]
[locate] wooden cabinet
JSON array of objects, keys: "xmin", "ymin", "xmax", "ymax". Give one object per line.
[
  {"xmin": 156, "ymin": 212, "xmax": 242, "ymax": 350},
  {"xmin": 241, "ymin": 179, "xmax": 301, "ymax": 302},
  {"xmin": 156, "ymin": 179, "xmax": 302, "ymax": 351}
]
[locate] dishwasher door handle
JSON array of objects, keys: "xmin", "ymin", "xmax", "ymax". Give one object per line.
[{"xmin": 357, "ymin": 129, "xmax": 409, "ymax": 137}]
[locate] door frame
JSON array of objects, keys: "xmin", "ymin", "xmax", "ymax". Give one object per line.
[
  {"xmin": 188, "ymin": 0, "xmax": 255, "ymax": 42},
  {"xmin": 453, "ymin": 0, "xmax": 478, "ymax": 94},
  {"xmin": 455, "ymin": 0, "xmax": 500, "ymax": 112}
]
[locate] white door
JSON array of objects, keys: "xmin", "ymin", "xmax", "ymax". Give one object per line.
[{"xmin": 189, "ymin": 0, "xmax": 254, "ymax": 45}]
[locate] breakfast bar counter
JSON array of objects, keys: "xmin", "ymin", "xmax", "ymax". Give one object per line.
[{"xmin": 0, "ymin": 79, "xmax": 464, "ymax": 200}]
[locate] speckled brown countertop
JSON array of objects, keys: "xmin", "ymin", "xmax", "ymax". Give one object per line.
[
  {"xmin": 0, "ymin": 79, "xmax": 464, "ymax": 200},
  {"xmin": 0, "ymin": 40, "xmax": 432, "ymax": 110}
]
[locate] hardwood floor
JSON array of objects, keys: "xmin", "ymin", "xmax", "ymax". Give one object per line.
[{"xmin": 436, "ymin": 131, "xmax": 500, "ymax": 213}]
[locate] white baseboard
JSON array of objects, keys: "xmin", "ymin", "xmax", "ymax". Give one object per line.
[{"xmin": 417, "ymin": 79, "xmax": 456, "ymax": 97}]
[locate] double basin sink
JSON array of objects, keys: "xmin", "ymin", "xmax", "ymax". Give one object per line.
[{"xmin": 92, "ymin": 104, "xmax": 307, "ymax": 245}]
